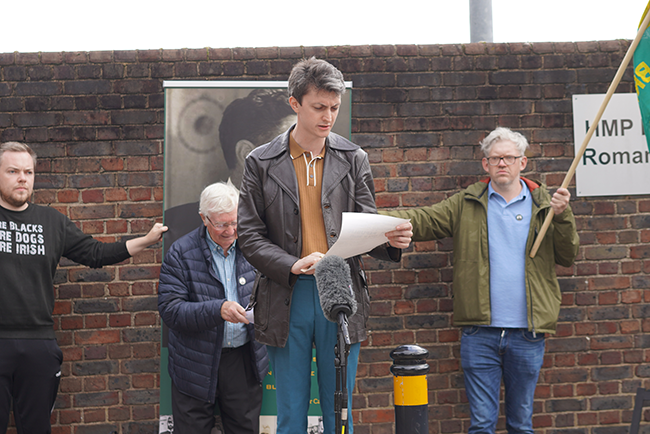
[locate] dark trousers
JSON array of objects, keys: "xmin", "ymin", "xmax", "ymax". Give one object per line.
[
  {"xmin": 0, "ymin": 339, "xmax": 62, "ymax": 434},
  {"xmin": 171, "ymin": 342, "xmax": 263, "ymax": 434}
]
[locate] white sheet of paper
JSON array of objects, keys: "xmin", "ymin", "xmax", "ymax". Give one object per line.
[
  {"xmin": 245, "ymin": 309, "xmax": 254, "ymax": 324},
  {"xmin": 325, "ymin": 212, "xmax": 410, "ymax": 259}
]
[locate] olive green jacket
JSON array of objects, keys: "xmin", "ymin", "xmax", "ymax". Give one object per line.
[{"xmin": 383, "ymin": 178, "xmax": 579, "ymax": 334}]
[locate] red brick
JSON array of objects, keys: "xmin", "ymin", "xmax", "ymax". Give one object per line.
[
  {"xmin": 554, "ymin": 354, "xmax": 575, "ymax": 367},
  {"xmin": 598, "ymin": 291, "xmax": 619, "ymax": 305},
  {"xmin": 578, "ymin": 412, "xmax": 598, "ymax": 425},
  {"xmin": 439, "ymin": 359, "xmax": 459, "ymax": 373},
  {"xmin": 69, "ymin": 204, "xmax": 115, "ymax": 220},
  {"xmin": 81, "ymin": 220, "xmax": 104, "ymax": 234},
  {"xmin": 106, "ymin": 220, "xmax": 127, "ymax": 233},
  {"xmin": 58, "ymin": 410, "xmax": 82, "ymax": 425},
  {"xmin": 75, "ymin": 330, "xmax": 120, "ymax": 345},
  {"xmin": 108, "ymin": 406, "xmax": 131, "ymax": 421},
  {"xmin": 59, "ymin": 377, "xmax": 82, "ymax": 393},
  {"xmin": 108, "ymin": 344, "xmax": 131, "ymax": 359},
  {"xmin": 85, "ymin": 315, "xmax": 107, "ymax": 329},
  {"xmin": 575, "ymin": 322, "xmax": 597, "ymax": 335},
  {"xmin": 61, "ymin": 347, "xmax": 83, "ymax": 362},
  {"xmin": 125, "ymin": 156, "xmax": 149, "ymax": 171},
  {"xmin": 393, "ymin": 301, "xmax": 414, "ymax": 314},
  {"xmin": 621, "ymin": 320, "xmax": 641, "ymax": 334},
  {"xmin": 105, "ymin": 188, "xmax": 128, "ymax": 202},
  {"xmin": 53, "ymin": 301, "xmax": 72, "ymax": 315},
  {"xmin": 81, "ymin": 189, "xmax": 104, "ymax": 203},
  {"xmin": 107, "ymin": 282, "xmax": 130, "ymax": 297},
  {"xmin": 622, "ymin": 290, "xmax": 642, "ymax": 304},
  {"xmin": 533, "ymin": 414, "xmax": 552, "ymax": 428},
  {"xmin": 57, "ymin": 190, "xmax": 79, "ymax": 203},
  {"xmin": 599, "ymin": 410, "xmax": 621, "ymax": 424},
  {"xmin": 552, "ymin": 384, "xmax": 574, "ymax": 398},
  {"xmin": 61, "ymin": 316, "xmax": 83, "ymax": 330},
  {"xmin": 132, "ymin": 374, "xmax": 155, "ymax": 389},
  {"xmin": 134, "ymin": 312, "xmax": 157, "ymax": 326},
  {"xmin": 128, "ymin": 187, "xmax": 151, "ymax": 201},
  {"xmin": 101, "ymin": 157, "xmax": 124, "ymax": 172},
  {"xmin": 79, "ymin": 410, "xmax": 104, "ymax": 426},
  {"xmin": 132, "ymin": 405, "xmax": 156, "ymax": 420},
  {"xmin": 577, "ymin": 383, "xmax": 598, "ymax": 396},
  {"xmin": 375, "ymin": 194, "xmax": 400, "ymax": 208},
  {"xmin": 361, "ymin": 409, "xmax": 394, "ymax": 423}
]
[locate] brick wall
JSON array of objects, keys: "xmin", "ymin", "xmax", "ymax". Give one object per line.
[{"xmin": 0, "ymin": 40, "xmax": 645, "ymax": 434}]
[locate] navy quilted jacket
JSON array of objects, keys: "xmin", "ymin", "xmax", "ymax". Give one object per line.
[{"xmin": 158, "ymin": 225, "xmax": 268, "ymax": 402}]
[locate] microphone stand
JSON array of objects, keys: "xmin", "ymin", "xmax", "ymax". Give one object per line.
[{"xmin": 334, "ymin": 311, "xmax": 351, "ymax": 434}]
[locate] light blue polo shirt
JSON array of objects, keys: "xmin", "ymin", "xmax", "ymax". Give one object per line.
[
  {"xmin": 205, "ymin": 235, "xmax": 249, "ymax": 348},
  {"xmin": 487, "ymin": 179, "xmax": 532, "ymax": 328}
]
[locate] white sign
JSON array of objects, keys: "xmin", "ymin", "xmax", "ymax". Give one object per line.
[{"xmin": 573, "ymin": 93, "xmax": 650, "ymax": 196}]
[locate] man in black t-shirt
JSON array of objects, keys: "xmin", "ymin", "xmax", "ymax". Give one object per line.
[{"xmin": 0, "ymin": 141, "xmax": 167, "ymax": 434}]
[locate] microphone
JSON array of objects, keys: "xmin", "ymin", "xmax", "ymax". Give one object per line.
[{"xmin": 315, "ymin": 255, "xmax": 358, "ymax": 344}]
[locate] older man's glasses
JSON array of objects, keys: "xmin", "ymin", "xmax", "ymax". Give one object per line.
[
  {"xmin": 485, "ymin": 156, "xmax": 522, "ymax": 166},
  {"xmin": 205, "ymin": 216, "xmax": 237, "ymax": 230}
]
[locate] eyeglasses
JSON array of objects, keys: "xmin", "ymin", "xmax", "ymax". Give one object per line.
[
  {"xmin": 485, "ymin": 156, "xmax": 523, "ymax": 166},
  {"xmin": 205, "ymin": 215, "xmax": 237, "ymax": 230}
]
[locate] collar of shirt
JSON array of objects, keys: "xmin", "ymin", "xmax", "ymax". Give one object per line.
[
  {"xmin": 205, "ymin": 231, "xmax": 237, "ymax": 259},
  {"xmin": 487, "ymin": 179, "xmax": 529, "ymax": 205},
  {"xmin": 289, "ymin": 134, "xmax": 326, "ymax": 160},
  {"xmin": 289, "ymin": 134, "xmax": 325, "ymax": 187}
]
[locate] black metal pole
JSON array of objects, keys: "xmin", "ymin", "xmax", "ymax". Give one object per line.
[{"xmin": 334, "ymin": 312, "xmax": 350, "ymax": 434}]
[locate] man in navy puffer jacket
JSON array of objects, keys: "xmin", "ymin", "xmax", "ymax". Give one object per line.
[{"xmin": 159, "ymin": 182, "xmax": 268, "ymax": 434}]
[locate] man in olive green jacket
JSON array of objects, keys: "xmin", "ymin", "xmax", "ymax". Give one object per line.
[{"xmin": 383, "ymin": 127, "xmax": 579, "ymax": 434}]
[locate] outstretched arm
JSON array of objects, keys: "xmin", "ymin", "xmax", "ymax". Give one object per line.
[{"xmin": 126, "ymin": 223, "xmax": 168, "ymax": 256}]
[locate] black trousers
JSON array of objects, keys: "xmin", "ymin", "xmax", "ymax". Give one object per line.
[
  {"xmin": 0, "ymin": 339, "xmax": 62, "ymax": 434},
  {"xmin": 171, "ymin": 342, "xmax": 263, "ymax": 434}
]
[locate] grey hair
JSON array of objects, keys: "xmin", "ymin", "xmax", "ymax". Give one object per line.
[
  {"xmin": 288, "ymin": 57, "xmax": 346, "ymax": 104},
  {"xmin": 199, "ymin": 181, "xmax": 239, "ymax": 217},
  {"xmin": 0, "ymin": 142, "xmax": 37, "ymax": 167},
  {"xmin": 479, "ymin": 127, "xmax": 529, "ymax": 157}
]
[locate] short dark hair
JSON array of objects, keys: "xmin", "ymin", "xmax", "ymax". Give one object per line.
[
  {"xmin": 0, "ymin": 142, "xmax": 37, "ymax": 167},
  {"xmin": 219, "ymin": 89, "xmax": 294, "ymax": 169},
  {"xmin": 288, "ymin": 57, "xmax": 346, "ymax": 104}
]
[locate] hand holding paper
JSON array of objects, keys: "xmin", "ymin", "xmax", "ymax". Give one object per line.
[
  {"xmin": 385, "ymin": 221, "xmax": 413, "ymax": 249},
  {"xmin": 325, "ymin": 213, "xmax": 411, "ymax": 259}
]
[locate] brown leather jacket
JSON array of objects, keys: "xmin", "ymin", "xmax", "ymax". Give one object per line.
[{"xmin": 238, "ymin": 126, "xmax": 400, "ymax": 347}]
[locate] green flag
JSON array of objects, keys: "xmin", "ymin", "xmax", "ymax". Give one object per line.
[{"xmin": 634, "ymin": 1, "xmax": 650, "ymax": 151}]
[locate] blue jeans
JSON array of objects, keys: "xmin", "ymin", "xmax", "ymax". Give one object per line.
[{"xmin": 460, "ymin": 327, "xmax": 545, "ymax": 434}]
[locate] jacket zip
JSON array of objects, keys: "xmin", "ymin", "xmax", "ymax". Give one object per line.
[
  {"xmin": 527, "ymin": 194, "xmax": 550, "ymax": 339},
  {"xmin": 465, "ymin": 192, "xmax": 491, "ymax": 324}
]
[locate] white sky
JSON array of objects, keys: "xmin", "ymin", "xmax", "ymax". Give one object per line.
[{"xmin": 1, "ymin": 0, "xmax": 648, "ymax": 53}]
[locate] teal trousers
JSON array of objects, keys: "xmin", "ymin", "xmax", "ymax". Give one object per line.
[{"xmin": 267, "ymin": 275, "xmax": 360, "ymax": 434}]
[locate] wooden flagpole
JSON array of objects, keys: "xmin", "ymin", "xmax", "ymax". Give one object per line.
[{"xmin": 529, "ymin": 9, "xmax": 650, "ymax": 258}]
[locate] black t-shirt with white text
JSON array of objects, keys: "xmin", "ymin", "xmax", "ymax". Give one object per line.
[{"xmin": 0, "ymin": 203, "xmax": 130, "ymax": 339}]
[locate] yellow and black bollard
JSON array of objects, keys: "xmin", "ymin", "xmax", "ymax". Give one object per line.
[{"xmin": 390, "ymin": 345, "xmax": 429, "ymax": 434}]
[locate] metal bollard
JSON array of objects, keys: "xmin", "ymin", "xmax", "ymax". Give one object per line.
[{"xmin": 390, "ymin": 345, "xmax": 429, "ymax": 434}]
